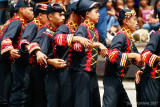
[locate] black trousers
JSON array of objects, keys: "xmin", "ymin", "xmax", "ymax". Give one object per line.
[
  {"xmin": 71, "ymin": 70, "xmax": 101, "ymax": 107},
  {"xmin": 0, "ymin": 60, "xmax": 12, "ymax": 107},
  {"xmin": 136, "ymin": 76, "xmax": 160, "ymax": 107},
  {"xmin": 57, "ymin": 69, "xmax": 72, "ymax": 107},
  {"xmin": 10, "ymin": 59, "xmax": 32, "ymax": 107},
  {"xmin": 103, "ymin": 76, "xmax": 132, "ymax": 107},
  {"xmin": 45, "ymin": 68, "xmax": 72, "ymax": 107},
  {"xmin": 45, "ymin": 69, "xmax": 59, "ymax": 107},
  {"xmin": 30, "ymin": 63, "xmax": 47, "ymax": 107}
]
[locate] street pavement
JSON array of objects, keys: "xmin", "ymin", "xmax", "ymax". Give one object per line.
[{"xmin": 99, "ymin": 79, "xmax": 137, "ymax": 107}]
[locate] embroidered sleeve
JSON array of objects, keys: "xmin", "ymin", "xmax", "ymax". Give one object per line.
[
  {"xmin": 19, "ymin": 23, "xmax": 38, "ymax": 53},
  {"xmin": 1, "ymin": 37, "xmax": 14, "ymax": 55},
  {"xmin": 53, "ymin": 34, "xmax": 73, "ymax": 46},
  {"xmin": 71, "ymin": 25, "xmax": 87, "ymax": 52},
  {"xmin": 28, "ymin": 42, "xmax": 41, "ymax": 55},
  {"xmin": 141, "ymin": 32, "xmax": 159, "ymax": 68},
  {"xmin": 1, "ymin": 20, "xmax": 21, "ymax": 55},
  {"xmin": 108, "ymin": 33, "xmax": 128, "ymax": 67}
]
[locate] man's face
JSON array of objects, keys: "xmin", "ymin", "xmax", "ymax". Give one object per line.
[
  {"xmin": 22, "ymin": 7, "xmax": 34, "ymax": 21},
  {"xmin": 39, "ymin": 13, "xmax": 48, "ymax": 25},
  {"xmin": 87, "ymin": 7, "xmax": 100, "ymax": 24},
  {"xmin": 49, "ymin": 11, "xmax": 65, "ymax": 27},
  {"xmin": 127, "ymin": 16, "xmax": 138, "ymax": 31}
]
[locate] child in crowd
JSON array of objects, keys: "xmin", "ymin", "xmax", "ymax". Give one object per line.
[
  {"xmin": 126, "ymin": 0, "xmax": 135, "ymax": 10},
  {"xmin": 111, "ymin": 0, "xmax": 125, "ymax": 33},
  {"xmin": 106, "ymin": 0, "xmax": 116, "ymax": 32},
  {"xmin": 138, "ymin": 0, "xmax": 154, "ymax": 29},
  {"xmin": 142, "ymin": 0, "xmax": 160, "ymax": 31}
]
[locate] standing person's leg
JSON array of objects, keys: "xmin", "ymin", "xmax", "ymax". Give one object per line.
[
  {"xmin": 117, "ymin": 83, "xmax": 132, "ymax": 107},
  {"xmin": 45, "ymin": 70, "xmax": 59, "ymax": 107},
  {"xmin": 10, "ymin": 59, "xmax": 32, "ymax": 107},
  {"xmin": 71, "ymin": 71, "xmax": 90, "ymax": 107},
  {"xmin": 0, "ymin": 59, "xmax": 11, "ymax": 107},
  {"xmin": 90, "ymin": 72, "xmax": 101, "ymax": 107},
  {"xmin": 58, "ymin": 69, "xmax": 72, "ymax": 107},
  {"xmin": 103, "ymin": 76, "xmax": 120, "ymax": 107},
  {"xmin": 136, "ymin": 81, "xmax": 142, "ymax": 107},
  {"xmin": 30, "ymin": 63, "xmax": 47, "ymax": 107},
  {"xmin": 138, "ymin": 76, "xmax": 160, "ymax": 107}
]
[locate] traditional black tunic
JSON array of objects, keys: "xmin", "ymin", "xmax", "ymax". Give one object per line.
[
  {"xmin": 9, "ymin": 18, "xmax": 46, "ymax": 107},
  {"xmin": 38, "ymin": 23, "xmax": 73, "ymax": 107},
  {"xmin": 70, "ymin": 20, "xmax": 108, "ymax": 107},
  {"xmin": 52, "ymin": 21, "xmax": 78, "ymax": 107},
  {"xmin": 0, "ymin": 16, "xmax": 26, "ymax": 106},
  {"xmin": 137, "ymin": 30, "xmax": 160, "ymax": 107},
  {"xmin": 103, "ymin": 27, "xmax": 140, "ymax": 107}
]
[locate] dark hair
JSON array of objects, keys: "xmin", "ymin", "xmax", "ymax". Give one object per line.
[
  {"xmin": 114, "ymin": 0, "xmax": 125, "ymax": 11},
  {"xmin": 53, "ymin": 4, "xmax": 65, "ymax": 12},
  {"xmin": 47, "ymin": 4, "xmax": 65, "ymax": 15},
  {"xmin": 118, "ymin": 19, "xmax": 123, "ymax": 26},
  {"xmin": 65, "ymin": 9, "xmax": 79, "ymax": 20},
  {"xmin": 34, "ymin": 5, "xmax": 46, "ymax": 17},
  {"xmin": 126, "ymin": 0, "xmax": 134, "ymax": 3},
  {"xmin": 98, "ymin": 0, "xmax": 108, "ymax": 8},
  {"xmin": 47, "ymin": 4, "xmax": 65, "ymax": 20},
  {"xmin": 15, "ymin": 9, "xmax": 19, "ymax": 13},
  {"xmin": 81, "ymin": 3, "xmax": 99, "ymax": 18},
  {"xmin": 10, "ymin": 9, "xmax": 15, "ymax": 18},
  {"xmin": 140, "ymin": 0, "xmax": 151, "ymax": 5},
  {"xmin": 153, "ymin": 0, "xmax": 160, "ymax": 18}
]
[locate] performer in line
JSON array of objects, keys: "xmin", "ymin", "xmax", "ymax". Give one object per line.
[
  {"xmin": 103, "ymin": 9, "xmax": 142, "ymax": 107},
  {"xmin": 69, "ymin": 0, "xmax": 109, "ymax": 107},
  {"xmin": 136, "ymin": 5, "xmax": 160, "ymax": 107},
  {"xmin": 0, "ymin": 0, "xmax": 34, "ymax": 106},
  {"xmin": 16, "ymin": 3, "xmax": 48, "ymax": 107}
]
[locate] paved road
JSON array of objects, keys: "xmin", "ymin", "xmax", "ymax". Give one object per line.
[{"xmin": 99, "ymin": 80, "xmax": 137, "ymax": 107}]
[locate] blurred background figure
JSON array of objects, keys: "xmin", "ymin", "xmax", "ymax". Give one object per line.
[
  {"xmin": 126, "ymin": 0, "xmax": 135, "ymax": 10},
  {"xmin": 0, "ymin": 0, "xmax": 9, "ymax": 25},
  {"xmin": 138, "ymin": 0, "xmax": 153, "ymax": 29},
  {"xmin": 142, "ymin": 0, "xmax": 160, "ymax": 31}
]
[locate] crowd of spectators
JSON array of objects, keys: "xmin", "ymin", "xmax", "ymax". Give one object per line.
[{"xmin": 96, "ymin": 0, "xmax": 160, "ymax": 42}]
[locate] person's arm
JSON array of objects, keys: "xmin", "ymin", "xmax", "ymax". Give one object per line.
[
  {"xmin": 141, "ymin": 32, "xmax": 160, "ymax": 68},
  {"xmin": 91, "ymin": 42, "xmax": 108, "ymax": 57},
  {"xmin": 107, "ymin": 9, "xmax": 116, "ymax": 16},
  {"xmin": 28, "ymin": 27, "xmax": 47, "ymax": 56},
  {"xmin": 19, "ymin": 23, "xmax": 38, "ymax": 53},
  {"xmin": 138, "ymin": 7, "xmax": 142, "ymax": 18},
  {"xmin": 53, "ymin": 25, "xmax": 92, "ymax": 48},
  {"xmin": 108, "ymin": 33, "xmax": 140, "ymax": 67},
  {"xmin": 35, "ymin": 32, "xmax": 53, "ymax": 65},
  {"xmin": 1, "ymin": 20, "xmax": 21, "ymax": 58},
  {"xmin": 97, "ymin": 31, "xmax": 110, "ymax": 57},
  {"xmin": 47, "ymin": 58, "xmax": 66, "ymax": 68},
  {"xmin": 135, "ymin": 68, "xmax": 144, "ymax": 84},
  {"xmin": 71, "ymin": 25, "xmax": 92, "ymax": 52}
]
